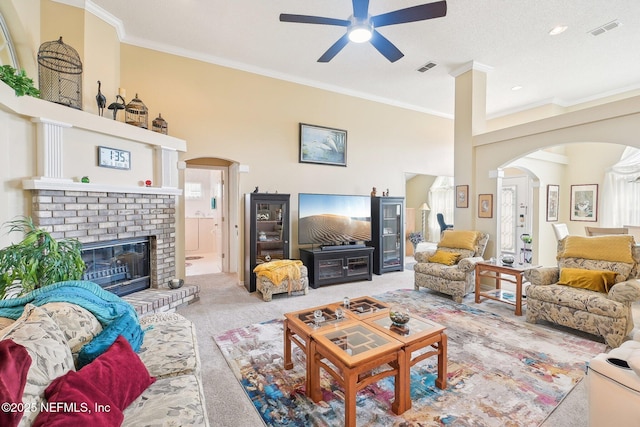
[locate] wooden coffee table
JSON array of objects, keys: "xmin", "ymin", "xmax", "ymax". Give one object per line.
[
  {"xmin": 308, "ymin": 322, "xmax": 406, "ymax": 427},
  {"xmin": 284, "ymin": 304, "xmax": 353, "ymax": 396},
  {"xmin": 363, "ymin": 312, "xmax": 447, "ymax": 413},
  {"xmin": 284, "ymin": 296, "xmax": 448, "ymax": 425},
  {"xmin": 283, "ymin": 296, "xmax": 391, "ymax": 380},
  {"xmin": 475, "ymin": 261, "xmax": 537, "ymax": 316}
]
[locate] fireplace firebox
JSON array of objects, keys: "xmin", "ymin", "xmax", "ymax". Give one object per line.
[{"xmin": 82, "ymin": 238, "xmax": 150, "ymax": 296}]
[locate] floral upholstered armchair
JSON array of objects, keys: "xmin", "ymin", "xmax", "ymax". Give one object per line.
[
  {"xmin": 414, "ymin": 230, "xmax": 489, "ymax": 303},
  {"xmin": 524, "ymin": 235, "xmax": 640, "ymax": 348}
]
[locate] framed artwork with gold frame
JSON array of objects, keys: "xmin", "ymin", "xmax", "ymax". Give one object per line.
[
  {"xmin": 478, "ymin": 194, "xmax": 493, "ymax": 218},
  {"xmin": 456, "ymin": 185, "xmax": 469, "ymax": 208}
]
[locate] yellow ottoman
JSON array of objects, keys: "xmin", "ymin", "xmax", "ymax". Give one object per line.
[{"xmin": 254, "ymin": 261, "xmax": 309, "ymax": 302}]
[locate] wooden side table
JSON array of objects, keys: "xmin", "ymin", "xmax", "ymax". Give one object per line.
[
  {"xmin": 284, "ymin": 305, "xmax": 356, "ymax": 396},
  {"xmin": 309, "ymin": 323, "xmax": 405, "ymax": 427},
  {"xmin": 364, "ymin": 312, "xmax": 447, "ymax": 413},
  {"xmin": 475, "ymin": 262, "xmax": 536, "ymax": 316}
]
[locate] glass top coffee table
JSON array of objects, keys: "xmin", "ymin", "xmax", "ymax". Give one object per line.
[
  {"xmin": 284, "ymin": 296, "xmax": 448, "ymax": 423},
  {"xmin": 283, "ymin": 304, "xmax": 354, "ymax": 396},
  {"xmin": 308, "ymin": 321, "xmax": 405, "ymax": 427},
  {"xmin": 364, "ymin": 312, "xmax": 447, "ymax": 413}
]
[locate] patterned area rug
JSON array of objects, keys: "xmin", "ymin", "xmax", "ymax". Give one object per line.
[{"xmin": 214, "ymin": 289, "xmax": 605, "ymax": 426}]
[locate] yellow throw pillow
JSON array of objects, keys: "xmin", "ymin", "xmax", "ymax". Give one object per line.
[
  {"xmin": 438, "ymin": 230, "xmax": 479, "ymax": 251},
  {"xmin": 557, "ymin": 267, "xmax": 617, "ymax": 293},
  {"xmin": 428, "ymin": 250, "xmax": 460, "ymax": 266},
  {"xmin": 560, "ymin": 235, "xmax": 635, "ymax": 264}
]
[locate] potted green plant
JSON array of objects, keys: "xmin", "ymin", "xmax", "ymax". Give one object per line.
[
  {"xmin": 0, "ymin": 216, "xmax": 85, "ymax": 299},
  {"xmin": 0, "ymin": 65, "xmax": 40, "ymax": 97}
]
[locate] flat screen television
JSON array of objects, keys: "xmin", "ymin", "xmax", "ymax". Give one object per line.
[{"xmin": 298, "ymin": 193, "xmax": 371, "ymax": 246}]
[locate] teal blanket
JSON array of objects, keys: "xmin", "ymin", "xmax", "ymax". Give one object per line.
[{"xmin": 0, "ymin": 280, "xmax": 143, "ymax": 367}]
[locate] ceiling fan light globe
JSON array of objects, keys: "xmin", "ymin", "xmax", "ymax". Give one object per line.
[{"xmin": 348, "ymin": 26, "xmax": 372, "ymax": 43}]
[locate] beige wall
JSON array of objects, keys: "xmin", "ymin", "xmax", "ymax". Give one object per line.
[
  {"xmin": 118, "ymin": 45, "xmax": 454, "ymax": 194},
  {"xmin": 39, "ymin": 1, "xmax": 121, "ymax": 117},
  {"xmin": 0, "ymin": 107, "xmax": 36, "ymax": 248},
  {"xmin": 118, "ymin": 44, "xmax": 454, "ymax": 271}
]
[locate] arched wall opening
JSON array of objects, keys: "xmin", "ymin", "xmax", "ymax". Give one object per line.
[
  {"xmin": 176, "ymin": 157, "xmax": 240, "ymax": 279},
  {"xmin": 473, "ymin": 100, "xmax": 640, "ymax": 264}
]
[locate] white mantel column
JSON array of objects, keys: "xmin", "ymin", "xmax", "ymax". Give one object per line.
[
  {"xmin": 31, "ymin": 117, "xmax": 73, "ymax": 182},
  {"xmin": 155, "ymin": 146, "xmax": 178, "ymax": 188}
]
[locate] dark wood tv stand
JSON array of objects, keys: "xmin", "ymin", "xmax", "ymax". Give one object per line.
[{"xmin": 298, "ymin": 247, "xmax": 374, "ymax": 288}]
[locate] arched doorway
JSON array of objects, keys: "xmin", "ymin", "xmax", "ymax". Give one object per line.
[{"xmin": 183, "ymin": 158, "xmax": 240, "ymax": 276}]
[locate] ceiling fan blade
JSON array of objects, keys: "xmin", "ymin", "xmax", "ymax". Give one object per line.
[
  {"xmin": 318, "ymin": 34, "xmax": 351, "ymax": 62},
  {"xmin": 352, "ymin": 0, "xmax": 369, "ymax": 20},
  {"xmin": 280, "ymin": 14, "xmax": 350, "ymax": 27},
  {"xmin": 370, "ymin": 30, "xmax": 404, "ymax": 62},
  {"xmin": 371, "ymin": 1, "xmax": 447, "ymax": 28}
]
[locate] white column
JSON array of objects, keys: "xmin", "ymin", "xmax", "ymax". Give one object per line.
[
  {"xmin": 155, "ymin": 146, "xmax": 178, "ymax": 188},
  {"xmin": 31, "ymin": 117, "xmax": 73, "ymax": 182}
]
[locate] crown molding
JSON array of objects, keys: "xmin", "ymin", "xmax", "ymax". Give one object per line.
[{"xmin": 450, "ymin": 61, "xmax": 493, "ymax": 78}]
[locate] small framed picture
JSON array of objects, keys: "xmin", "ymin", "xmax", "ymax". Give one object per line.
[
  {"xmin": 299, "ymin": 123, "xmax": 347, "ymax": 167},
  {"xmin": 478, "ymin": 194, "xmax": 493, "ymax": 218},
  {"xmin": 570, "ymin": 184, "xmax": 598, "ymax": 222},
  {"xmin": 456, "ymin": 185, "xmax": 469, "ymax": 208},
  {"xmin": 546, "ymin": 184, "xmax": 559, "ymax": 222}
]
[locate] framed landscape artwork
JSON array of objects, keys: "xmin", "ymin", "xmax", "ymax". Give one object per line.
[
  {"xmin": 299, "ymin": 123, "xmax": 347, "ymax": 167},
  {"xmin": 546, "ymin": 185, "xmax": 559, "ymax": 222},
  {"xmin": 570, "ymin": 184, "xmax": 598, "ymax": 222},
  {"xmin": 456, "ymin": 185, "xmax": 469, "ymax": 208},
  {"xmin": 478, "ymin": 194, "xmax": 493, "ymax": 218}
]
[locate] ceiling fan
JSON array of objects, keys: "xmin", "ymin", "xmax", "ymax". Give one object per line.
[{"xmin": 279, "ymin": 0, "xmax": 447, "ymax": 63}]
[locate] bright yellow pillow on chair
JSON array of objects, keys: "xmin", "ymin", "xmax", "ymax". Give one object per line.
[
  {"xmin": 560, "ymin": 235, "xmax": 635, "ymax": 263},
  {"xmin": 557, "ymin": 267, "xmax": 617, "ymax": 293},
  {"xmin": 438, "ymin": 230, "xmax": 478, "ymax": 251},
  {"xmin": 428, "ymin": 250, "xmax": 460, "ymax": 266}
]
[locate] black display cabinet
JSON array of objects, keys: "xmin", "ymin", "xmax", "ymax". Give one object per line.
[
  {"xmin": 370, "ymin": 196, "xmax": 404, "ymax": 274},
  {"xmin": 244, "ymin": 193, "xmax": 290, "ymax": 292}
]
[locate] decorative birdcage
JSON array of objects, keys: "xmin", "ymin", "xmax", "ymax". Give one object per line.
[
  {"xmin": 152, "ymin": 113, "xmax": 168, "ymax": 134},
  {"xmin": 125, "ymin": 94, "xmax": 148, "ymax": 129},
  {"xmin": 37, "ymin": 37, "xmax": 82, "ymax": 110}
]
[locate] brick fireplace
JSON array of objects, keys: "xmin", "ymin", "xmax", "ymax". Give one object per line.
[{"xmin": 30, "ymin": 189, "xmax": 177, "ymax": 291}]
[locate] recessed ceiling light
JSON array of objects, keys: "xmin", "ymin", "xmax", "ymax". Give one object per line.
[
  {"xmin": 549, "ymin": 25, "xmax": 568, "ymax": 36},
  {"xmin": 511, "ymin": 85, "xmax": 523, "ymax": 91}
]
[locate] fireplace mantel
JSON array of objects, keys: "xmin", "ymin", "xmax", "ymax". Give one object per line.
[
  {"xmin": 0, "ymin": 82, "xmax": 185, "ymax": 152},
  {"xmin": 0, "ymin": 82, "xmax": 186, "ymax": 193},
  {"xmin": 22, "ymin": 178, "xmax": 182, "ymax": 195}
]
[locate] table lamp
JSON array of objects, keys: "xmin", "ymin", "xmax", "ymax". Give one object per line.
[{"xmin": 420, "ymin": 202, "xmax": 430, "ymax": 241}]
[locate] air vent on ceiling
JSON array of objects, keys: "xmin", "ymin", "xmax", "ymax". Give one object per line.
[
  {"xmin": 417, "ymin": 61, "xmax": 437, "ymax": 73},
  {"xmin": 588, "ymin": 19, "xmax": 621, "ymax": 36}
]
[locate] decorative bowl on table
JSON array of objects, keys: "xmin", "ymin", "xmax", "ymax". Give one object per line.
[
  {"xmin": 500, "ymin": 254, "xmax": 515, "ymax": 265},
  {"xmin": 389, "ymin": 307, "xmax": 411, "ymax": 326}
]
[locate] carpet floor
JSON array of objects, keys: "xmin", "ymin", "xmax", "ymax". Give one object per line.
[
  {"xmin": 177, "ymin": 266, "xmax": 640, "ymax": 427},
  {"xmin": 214, "ymin": 289, "xmax": 606, "ymax": 426}
]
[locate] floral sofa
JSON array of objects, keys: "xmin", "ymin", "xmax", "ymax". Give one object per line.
[
  {"xmin": 0, "ymin": 281, "xmax": 208, "ymax": 426},
  {"xmin": 414, "ymin": 230, "xmax": 489, "ymax": 303},
  {"xmin": 524, "ymin": 235, "xmax": 640, "ymax": 348}
]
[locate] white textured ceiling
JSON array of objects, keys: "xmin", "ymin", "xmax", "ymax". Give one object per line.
[{"xmin": 89, "ymin": 0, "xmax": 640, "ymax": 118}]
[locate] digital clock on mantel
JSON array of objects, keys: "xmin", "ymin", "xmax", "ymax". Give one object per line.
[{"xmin": 98, "ymin": 146, "xmax": 131, "ymax": 170}]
